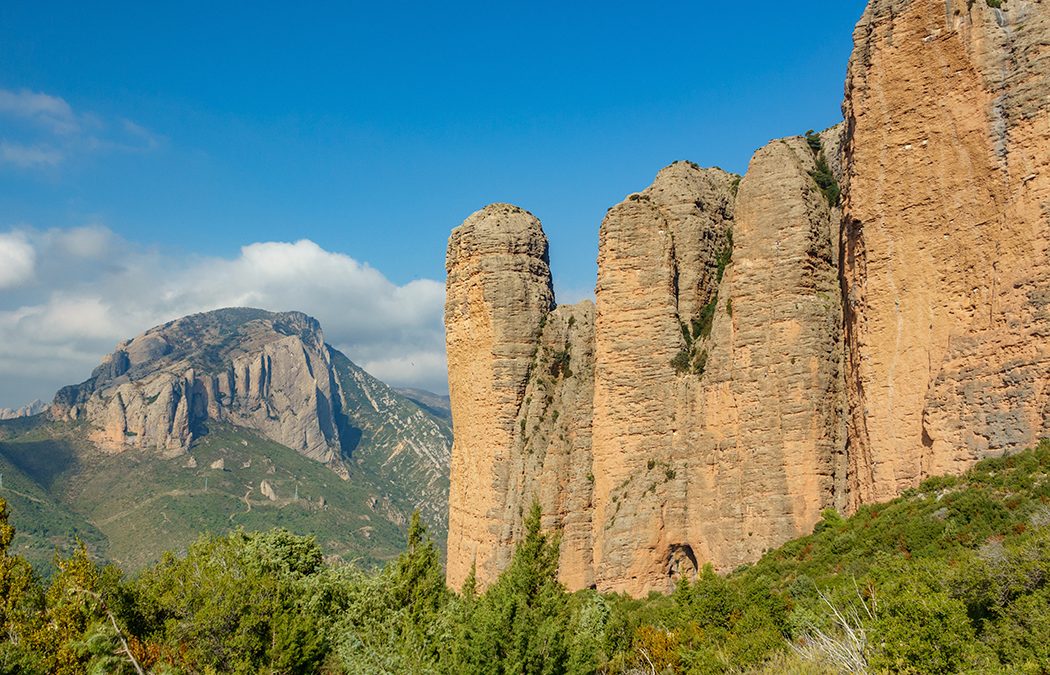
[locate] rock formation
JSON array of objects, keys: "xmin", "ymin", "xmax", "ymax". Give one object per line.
[
  {"xmin": 0, "ymin": 399, "xmax": 46, "ymax": 420},
  {"xmin": 50, "ymin": 307, "xmax": 454, "ymax": 536},
  {"xmin": 445, "ymin": 0, "xmax": 1049, "ymax": 595},
  {"xmin": 444, "ymin": 204, "xmax": 555, "ymax": 590},
  {"xmin": 842, "ymin": 0, "xmax": 1050, "ymax": 506},
  {"xmin": 52, "ymin": 309, "xmax": 343, "ymax": 463}
]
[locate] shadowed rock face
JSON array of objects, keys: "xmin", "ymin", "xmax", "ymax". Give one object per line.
[
  {"xmin": 445, "ymin": 0, "xmax": 1049, "ymax": 596},
  {"xmin": 506, "ymin": 301, "xmax": 596, "ymax": 590}
]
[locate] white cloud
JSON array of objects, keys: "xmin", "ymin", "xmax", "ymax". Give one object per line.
[
  {"xmin": 0, "ymin": 141, "xmax": 63, "ymax": 168},
  {"xmin": 0, "ymin": 88, "xmax": 159, "ymax": 169},
  {"xmin": 49, "ymin": 224, "xmax": 116, "ymax": 259},
  {"xmin": 0, "ymin": 89, "xmax": 78, "ymax": 135},
  {"xmin": 0, "ymin": 226, "xmax": 448, "ymax": 407},
  {"xmin": 0, "ymin": 232, "xmax": 35, "ymax": 288}
]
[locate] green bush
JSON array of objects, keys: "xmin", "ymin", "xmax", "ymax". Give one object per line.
[
  {"xmin": 803, "ymin": 130, "xmax": 840, "ymax": 206},
  {"xmin": 671, "ymin": 349, "xmax": 691, "ymax": 374},
  {"xmin": 0, "ymin": 441, "xmax": 1047, "ymax": 674}
]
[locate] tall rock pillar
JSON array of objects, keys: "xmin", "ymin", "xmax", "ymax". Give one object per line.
[{"xmin": 445, "ymin": 204, "xmax": 555, "ymax": 590}]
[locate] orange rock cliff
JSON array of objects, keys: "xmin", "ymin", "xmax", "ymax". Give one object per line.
[{"xmin": 445, "ymin": 0, "xmax": 1050, "ymax": 596}]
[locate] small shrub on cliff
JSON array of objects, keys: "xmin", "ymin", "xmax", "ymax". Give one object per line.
[
  {"xmin": 803, "ymin": 130, "xmax": 840, "ymax": 207},
  {"xmin": 671, "ymin": 349, "xmax": 691, "ymax": 374},
  {"xmin": 549, "ymin": 349, "xmax": 571, "ymax": 378},
  {"xmin": 810, "ymin": 159, "xmax": 840, "ymax": 207},
  {"xmin": 692, "ymin": 349, "xmax": 708, "ymax": 376},
  {"xmin": 804, "ymin": 129, "xmax": 823, "ymax": 153}
]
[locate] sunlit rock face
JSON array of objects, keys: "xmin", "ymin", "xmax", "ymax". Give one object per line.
[
  {"xmin": 52, "ymin": 308, "xmax": 343, "ymax": 463},
  {"xmin": 445, "ymin": 0, "xmax": 1050, "ymax": 597},
  {"xmin": 841, "ymin": 0, "xmax": 1050, "ymax": 507}
]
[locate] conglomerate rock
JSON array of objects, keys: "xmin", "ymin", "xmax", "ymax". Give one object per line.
[
  {"xmin": 842, "ymin": 0, "xmax": 1050, "ymax": 506},
  {"xmin": 447, "ymin": 150, "xmax": 844, "ymax": 595},
  {"xmin": 444, "ymin": 204, "xmax": 555, "ymax": 591},
  {"xmin": 445, "ymin": 0, "xmax": 1049, "ymax": 596}
]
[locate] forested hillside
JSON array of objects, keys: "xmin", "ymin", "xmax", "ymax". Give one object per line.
[{"xmin": 0, "ymin": 440, "xmax": 1046, "ymax": 673}]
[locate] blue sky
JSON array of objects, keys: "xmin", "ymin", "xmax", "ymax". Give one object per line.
[{"xmin": 0, "ymin": 1, "xmax": 867, "ymax": 406}]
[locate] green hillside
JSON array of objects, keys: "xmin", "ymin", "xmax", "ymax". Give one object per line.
[
  {"xmin": 330, "ymin": 349, "xmax": 452, "ymax": 542},
  {"xmin": 0, "ymin": 417, "xmax": 108, "ymax": 574},
  {"xmin": 2, "ymin": 439, "xmax": 1045, "ymax": 673},
  {"xmin": 0, "ymin": 416, "xmax": 412, "ymax": 574}
]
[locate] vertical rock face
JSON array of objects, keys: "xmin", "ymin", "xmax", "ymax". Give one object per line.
[
  {"xmin": 446, "ymin": 153, "xmax": 846, "ymax": 595},
  {"xmin": 445, "ymin": 0, "xmax": 1049, "ymax": 597},
  {"xmin": 52, "ymin": 309, "xmax": 343, "ymax": 462},
  {"xmin": 842, "ymin": 0, "xmax": 1050, "ymax": 506},
  {"xmin": 679, "ymin": 138, "xmax": 845, "ymax": 580},
  {"xmin": 590, "ymin": 163, "xmax": 736, "ymax": 593},
  {"xmin": 587, "ymin": 147, "xmax": 845, "ymax": 595},
  {"xmin": 444, "ymin": 204, "xmax": 555, "ymax": 590},
  {"xmin": 507, "ymin": 302, "xmax": 595, "ymax": 590}
]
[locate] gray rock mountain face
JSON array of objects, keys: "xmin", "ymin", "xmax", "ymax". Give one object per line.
[
  {"xmin": 0, "ymin": 399, "xmax": 46, "ymax": 420},
  {"xmin": 49, "ymin": 307, "xmax": 452, "ymax": 532}
]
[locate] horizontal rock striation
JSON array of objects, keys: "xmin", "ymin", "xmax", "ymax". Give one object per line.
[
  {"xmin": 447, "ymin": 150, "xmax": 846, "ymax": 595},
  {"xmin": 444, "ymin": 204, "xmax": 555, "ymax": 590}
]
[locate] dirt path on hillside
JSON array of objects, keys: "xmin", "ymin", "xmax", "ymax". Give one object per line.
[{"xmin": 94, "ymin": 488, "xmax": 203, "ymax": 526}]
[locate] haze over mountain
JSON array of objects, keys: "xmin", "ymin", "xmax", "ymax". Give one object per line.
[{"xmin": 0, "ymin": 399, "xmax": 45, "ymax": 420}]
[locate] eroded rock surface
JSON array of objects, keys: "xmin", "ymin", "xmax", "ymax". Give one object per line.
[
  {"xmin": 446, "ymin": 0, "xmax": 1049, "ymax": 597},
  {"xmin": 53, "ymin": 309, "xmax": 341, "ymax": 462},
  {"xmin": 447, "ymin": 150, "xmax": 846, "ymax": 595},
  {"xmin": 842, "ymin": 0, "xmax": 1050, "ymax": 505},
  {"xmin": 50, "ymin": 307, "xmax": 455, "ymax": 539},
  {"xmin": 444, "ymin": 204, "xmax": 555, "ymax": 590}
]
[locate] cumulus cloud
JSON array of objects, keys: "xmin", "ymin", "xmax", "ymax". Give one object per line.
[
  {"xmin": 0, "ymin": 88, "xmax": 160, "ymax": 169},
  {"xmin": 0, "ymin": 226, "xmax": 447, "ymax": 407},
  {"xmin": 0, "ymin": 232, "xmax": 36, "ymax": 288}
]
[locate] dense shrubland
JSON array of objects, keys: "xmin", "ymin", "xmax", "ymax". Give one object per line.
[{"xmin": 0, "ymin": 439, "xmax": 1047, "ymax": 674}]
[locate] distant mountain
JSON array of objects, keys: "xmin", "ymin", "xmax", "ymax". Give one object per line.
[
  {"xmin": 0, "ymin": 399, "xmax": 46, "ymax": 420},
  {"xmin": 395, "ymin": 387, "xmax": 451, "ymax": 421},
  {"xmin": 0, "ymin": 307, "xmax": 451, "ymax": 573}
]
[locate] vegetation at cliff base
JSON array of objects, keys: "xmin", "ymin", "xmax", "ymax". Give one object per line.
[{"xmin": 0, "ymin": 440, "xmax": 1047, "ymax": 673}]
